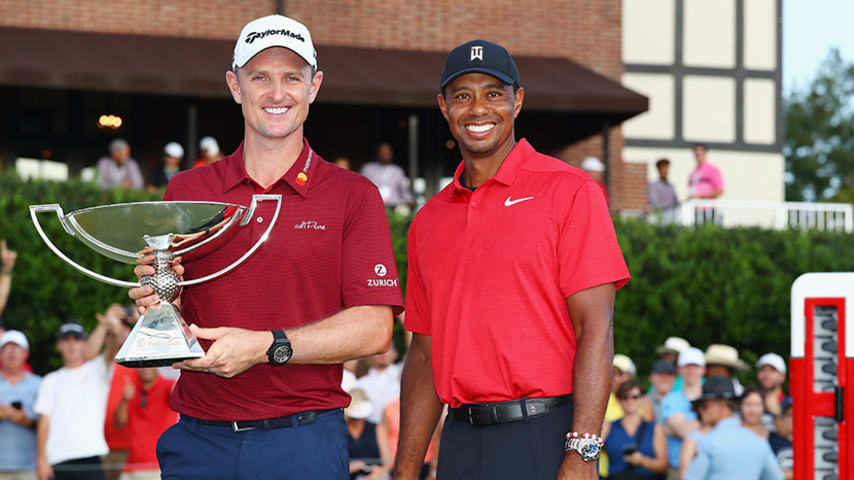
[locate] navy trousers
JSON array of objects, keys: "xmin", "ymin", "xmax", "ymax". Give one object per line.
[{"xmin": 156, "ymin": 409, "xmax": 349, "ymax": 480}]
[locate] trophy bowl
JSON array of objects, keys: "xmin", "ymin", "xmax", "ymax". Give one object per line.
[{"xmin": 30, "ymin": 195, "xmax": 282, "ymax": 367}]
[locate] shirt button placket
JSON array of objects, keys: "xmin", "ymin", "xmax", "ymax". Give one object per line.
[{"xmin": 468, "ymin": 191, "xmax": 482, "ymax": 227}]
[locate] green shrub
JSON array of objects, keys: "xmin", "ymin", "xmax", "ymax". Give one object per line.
[{"xmin": 2, "ymin": 172, "xmax": 851, "ymax": 382}]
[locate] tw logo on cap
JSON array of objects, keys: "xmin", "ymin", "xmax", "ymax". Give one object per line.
[{"xmin": 470, "ymin": 46, "xmax": 484, "ymax": 61}]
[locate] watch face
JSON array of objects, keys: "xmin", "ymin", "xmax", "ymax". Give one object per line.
[
  {"xmin": 273, "ymin": 345, "xmax": 292, "ymax": 364},
  {"xmin": 579, "ymin": 440, "xmax": 601, "ymax": 461}
]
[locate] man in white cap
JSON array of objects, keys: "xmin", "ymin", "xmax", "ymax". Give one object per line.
[
  {"xmin": 660, "ymin": 347, "xmax": 705, "ymax": 480},
  {"xmin": 146, "ymin": 142, "xmax": 184, "ymax": 191},
  {"xmin": 0, "ymin": 330, "xmax": 41, "ymax": 478},
  {"xmin": 97, "ymin": 139, "xmax": 144, "ymax": 190},
  {"xmin": 193, "ymin": 136, "xmax": 222, "ymax": 168},
  {"xmin": 581, "ymin": 156, "xmax": 609, "ymax": 205},
  {"xmin": 128, "ymin": 14, "xmax": 402, "ymax": 479},
  {"xmin": 756, "ymin": 353, "xmax": 787, "ymax": 431},
  {"xmin": 655, "ymin": 336, "xmax": 690, "ymax": 393}
]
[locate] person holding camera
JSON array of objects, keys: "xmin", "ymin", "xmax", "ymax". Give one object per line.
[
  {"xmin": 602, "ymin": 379, "xmax": 667, "ymax": 479},
  {"xmin": 0, "ymin": 330, "xmax": 41, "ymax": 479}
]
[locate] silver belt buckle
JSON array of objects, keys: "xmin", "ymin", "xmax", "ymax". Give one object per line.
[
  {"xmin": 232, "ymin": 421, "xmax": 256, "ymax": 432},
  {"xmin": 467, "ymin": 406, "xmax": 474, "ymax": 425}
]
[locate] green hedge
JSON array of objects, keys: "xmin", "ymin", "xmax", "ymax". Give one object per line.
[{"xmin": 2, "ymin": 172, "xmax": 852, "ymax": 380}]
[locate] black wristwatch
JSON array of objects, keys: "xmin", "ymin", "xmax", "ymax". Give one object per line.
[{"xmin": 267, "ymin": 330, "xmax": 293, "ymax": 366}]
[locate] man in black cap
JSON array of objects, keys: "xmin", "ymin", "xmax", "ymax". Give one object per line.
[
  {"xmin": 683, "ymin": 377, "xmax": 783, "ymax": 480},
  {"xmin": 394, "ymin": 40, "xmax": 630, "ymax": 480},
  {"xmin": 34, "ymin": 307, "xmax": 126, "ymax": 480},
  {"xmin": 648, "ymin": 359, "xmax": 678, "ymax": 423}
]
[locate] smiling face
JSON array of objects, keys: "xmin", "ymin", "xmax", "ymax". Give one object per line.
[
  {"xmin": 437, "ymin": 73, "xmax": 524, "ymax": 160},
  {"xmin": 226, "ymin": 47, "xmax": 323, "ymax": 143}
]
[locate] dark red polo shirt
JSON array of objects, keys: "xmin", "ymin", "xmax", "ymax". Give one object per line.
[
  {"xmin": 404, "ymin": 139, "xmax": 629, "ymax": 407},
  {"xmin": 163, "ymin": 138, "xmax": 403, "ymax": 420}
]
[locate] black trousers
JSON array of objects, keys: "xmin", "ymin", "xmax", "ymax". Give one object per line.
[
  {"xmin": 53, "ymin": 456, "xmax": 107, "ymax": 480},
  {"xmin": 437, "ymin": 402, "xmax": 574, "ymax": 480}
]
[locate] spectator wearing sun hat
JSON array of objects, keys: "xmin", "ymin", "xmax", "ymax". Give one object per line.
[
  {"xmin": 0, "ymin": 330, "xmax": 41, "ymax": 476},
  {"xmin": 660, "ymin": 347, "xmax": 705, "ymax": 479},
  {"xmin": 704, "ymin": 344, "xmax": 747, "ymax": 397},
  {"xmin": 756, "ymin": 353, "xmax": 787, "ymax": 432},
  {"xmin": 684, "ymin": 377, "xmax": 783, "ymax": 480}
]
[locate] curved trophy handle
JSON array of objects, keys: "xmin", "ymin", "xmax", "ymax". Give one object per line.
[
  {"xmin": 178, "ymin": 194, "xmax": 282, "ymax": 287},
  {"xmin": 29, "ymin": 204, "xmax": 141, "ymax": 288}
]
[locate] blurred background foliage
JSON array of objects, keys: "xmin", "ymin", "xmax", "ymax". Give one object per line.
[{"xmin": 2, "ymin": 172, "xmax": 852, "ymax": 382}]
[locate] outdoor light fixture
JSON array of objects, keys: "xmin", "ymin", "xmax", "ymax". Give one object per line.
[{"xmin": 98, "ymin": 114, "xmax": 123, "ymax": 129}]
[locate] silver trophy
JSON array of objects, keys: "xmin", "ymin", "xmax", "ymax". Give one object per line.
[{"xmin": 29, "ymin": 195, "xmax": 282, "ymax": 367}]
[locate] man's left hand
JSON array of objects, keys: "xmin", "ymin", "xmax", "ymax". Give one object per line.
[
  {"xmin": 173, "ymin": 324, "xmax": 271, "ymax": 378},
  {"xmin": 556, "ymin": 453, "xmax": 598, "ymax": 480}
]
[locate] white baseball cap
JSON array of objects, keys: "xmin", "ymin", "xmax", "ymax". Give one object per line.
[
  {"xmin": 613, "ymin": 354, "xmax": 636, "ymax": 376},
  {"xmin": 677, "ymin": 347, "xmax": 706, "ymax": 367},
  {"xmin": 164, "ymin": 142, "xmax": 184, "ymax": 159},
  {"xmin": 199, "ymin": 136, "xmax": 220, "ymax": 156},
  {"xmin": 756, "ymin": 353, "xmax": 787, "ymax": 375},
  {"xmin": 0, "ymin": 330, "xmax": 29, "ymax": 350},
  {"xmin": 657, "ymin": 336, "xmax": 691, "ymax": 355},
  {"xmin": 581, "ymin": 156, "xmax": 605, "ymax": 173},
  {"xmin": 233, "ymin": 15, "xmax": 317, "ymax": 71}
]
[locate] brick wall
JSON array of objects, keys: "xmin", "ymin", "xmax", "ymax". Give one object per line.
[
  {"xmin": 0, "ymin": 0, "xmax": 645, "ymax": 210},
  {"xmin": 289, "ymin": 0, "xmax": 622, "ymax": 82},
  {"xmin": 0, "ymin": 0, "xmax": 273, "ymax": 39}
]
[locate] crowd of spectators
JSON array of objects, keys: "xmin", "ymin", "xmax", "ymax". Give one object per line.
[
  {"xmin": 341, "ymin": 328, "xmax": 439, "ymax": 480},
  {"xmin": 95, "ymin": 137, "xmax": 224, "ymax": 192},
  {"xmin": 602, "ymin": 337, "xmax": 791, "ymax": 480},
  {"xmin": 0, "ymin": 228, "xmax": 794, "ymax": 480}
]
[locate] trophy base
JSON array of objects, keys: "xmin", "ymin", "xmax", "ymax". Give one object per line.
[{"xmin": 115, "ymin": 302, "xmax": 205, "ymax": 368}]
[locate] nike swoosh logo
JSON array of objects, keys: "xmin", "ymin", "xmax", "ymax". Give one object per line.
[{"xmin": 504, "ymin": 196, "xmax": 534, "ymax": 206}]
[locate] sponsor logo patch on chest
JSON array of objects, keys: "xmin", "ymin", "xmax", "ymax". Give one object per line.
[{"xmin": 294, "ymin": 220, "xmax": 326, "ymax": 230}]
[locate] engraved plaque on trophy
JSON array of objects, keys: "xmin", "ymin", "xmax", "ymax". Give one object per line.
[{"xmin": 29, "ymin": 195, "xmax": 282, "ymax": 367}]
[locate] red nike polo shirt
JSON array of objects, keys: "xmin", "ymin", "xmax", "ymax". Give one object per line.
[{"xmin": 404, "ymin": 139, "xmax": 629, "ymax": 407}]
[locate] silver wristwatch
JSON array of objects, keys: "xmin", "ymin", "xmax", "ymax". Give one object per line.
[{"xmin": 565, "ymin": 434, "xmax": 603, "ymax": 462}]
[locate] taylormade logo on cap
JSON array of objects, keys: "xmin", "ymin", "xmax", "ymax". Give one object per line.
[
  {"xmin": 233, "ymin": 15, "xmax": 317, "ymax": 71},
  {"xmin": 245, "ymin": 29, "xmax": 305, "ymax": 45}
]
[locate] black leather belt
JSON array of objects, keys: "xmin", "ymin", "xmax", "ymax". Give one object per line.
[
  {"xmin": 451, "ymin": 394, "xmax": 572, "ymax": 426},
  {"xmin": 182, "ymin": 409, "xmax": 324, "ymax": 432}
]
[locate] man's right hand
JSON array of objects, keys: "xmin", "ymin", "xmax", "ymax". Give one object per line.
[{"xmin": 128, "ymin": 249, "xmax": 184, "ymax": 314}]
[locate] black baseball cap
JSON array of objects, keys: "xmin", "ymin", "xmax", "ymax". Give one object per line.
[
  {"xmin": 439, "ymin": 39, "xmax": 521, "ymax": 91},
  {"xmin": 57, "ymin": 322, "xmax": 87, "ymax": 340},
  {"xmin": 651, "ymin": 359, "xmax": 677, "ymax": 375}
]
